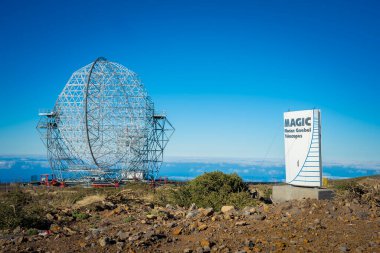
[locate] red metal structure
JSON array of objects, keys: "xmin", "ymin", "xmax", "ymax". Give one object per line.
[
  {"xmin": 91, "ymin": 181, "xmax": 120, "ymax": 188},
  {"xmin": 39, "ymin": 174, "xmax": 63, "ymax": 187}
]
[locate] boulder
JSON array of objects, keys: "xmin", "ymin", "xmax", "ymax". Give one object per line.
[
  {"xmin": 98, "ymin": 237, "xmax": 110, "ymax": 247},
  {"xmin": 79, "ymin": 241, "xmax": 88, "ymax": 248},
  {"xmin": 189, "ymin": 203, "xmax": 197, "ymax": 210},
  {"xmin": 146, "ymin": 214, "xmax": 157, "ymax": 220},
  {"xmin": 203, "ymin": 246, "xmax": 211, "ymax": 252},
  {"xmin": 201, "ymin": 207, "xmax": 214, "ymax": 216},
  {"xmin": 116, "ymin": 241, "xmax": 125, "ymax": 250},
  {"xmin": 200, "ymin": 239, "xmax": 211, "ymax": 247},
  {"xmin": 13, "ymin": 226, "xmax": 22, "ymax": 234},
  {"xmin": 63, "ymin": 226, "xmax": 77, "ymax": 235},
  {"xmin": 112, "ymin": 205, "xmax": 129, "ymax": 215},
  {"xmin": 128, "ymin": 234, "xmax": 141, "ymax": 242},
  {"xmin": 223, "ymin": 213, "xmax": 234, "ymax": 220},
  {"xmin": 221, "ymin": 206, "xmax": 235, "ymax": 214},
  {"xmin": 252, "ymin": 214, "xmax": 266, "ymax": 221},
  {"xmin": 90, "ymin": 228, "xmax": 102, "ymax": 238},
  {"xmin": 235, "ymin": 221, "xmax": 248, "ymax": 226},
  {"xmin": 196, "ymin": 247, "xmax": 204, "ymax": 253},
  {"xmin": 242, "ymin": 206, "xmax": 256, "ymax": 216},
  {"xmin": 103, "ymin": 201, "xmax": 116, "ymax": 210},
  {"xmin": 145, "ymin": 202, "xmax": 154, "ymax": 209},
  {"xmin": 172, "ymin": 227, "xmax": 183, "ymax": 235},
  {"xmin": 186, "ymin": 210, "xmax": 199, "ymax": 219},
  {"xmin": 211, "ymin": 216, "xmax": 218, "ymax": 222},
  {"xmin": 46, "ymin": 213, "xmax": 55, "ymax": 221},
  {"xmin": 117, "ymin": 231, "xmax": 129, "ymax": 241},
  {"xmin": 49, "ymin": 224, "xmax": 61, "ymax": 233},
  {"xmin": 198, "ymin": 224, "xmax": 208, "ymax": 231},
  {"xmin": 166, "ymin": 204, "xmax": 175, "ymax": 210},
  {"xmin": 262, "ymin": 204, "xmax": 270, "ymax": 212}
]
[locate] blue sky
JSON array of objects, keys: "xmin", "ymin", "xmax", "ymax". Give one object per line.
[{"xmin": 0, "ymin": 0, "xmax": 379, "ymax": 164}]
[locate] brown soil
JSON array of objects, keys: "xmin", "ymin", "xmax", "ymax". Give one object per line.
[{"xmin": 0, "ymin": 177, "xmax": 379, "ymax": 253}]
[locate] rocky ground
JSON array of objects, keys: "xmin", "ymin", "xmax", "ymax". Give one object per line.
[{"xmin": 0, "ymin": 177, "xmax": 379, "ymax": 253}]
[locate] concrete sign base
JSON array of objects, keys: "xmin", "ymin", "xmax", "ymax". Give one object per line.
[{"xmin": 272, "ymin": 184, "xmax": 334, "ymax": 203}]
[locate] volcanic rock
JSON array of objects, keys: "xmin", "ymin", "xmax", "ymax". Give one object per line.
[
  {"xmin": 98, "ymin": 237, "xmax": 110, "ymax": 247},
  {"xmin": 221, "ymin": 206, "xmax": 235, "ymax": 213}
]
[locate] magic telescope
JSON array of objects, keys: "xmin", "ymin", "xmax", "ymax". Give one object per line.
[{"xmin": 37, "ymin": 57, "xmax": 174, "ymax": 183}]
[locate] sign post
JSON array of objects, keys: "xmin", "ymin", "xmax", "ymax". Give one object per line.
[
  {"xmin": 284, "ymin": 109, "xmax": 322, "ymax": 187},
  {"xmin": 272, "ymin": 109, "xmax": 333, "ymax": 202}
]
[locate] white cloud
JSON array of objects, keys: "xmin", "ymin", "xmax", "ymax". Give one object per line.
[
  {"xmin": 325, "ymin": 175, "xmax": 349, "ymax": 180},
  {"xmin": 165, "ymin": 156, "xmax": 380, "ymax": 171},
  {"xmin": 0, "ymin": 160, "xmax": 15, "ymax": 169},
  {"xmin": 167, "ymin": 176, "xmax": 193, "ymax": 181},
  {"xmin": 325, "ymin": 161, "xmax": 380, "ymax": 171},
  {"xmin": 268, "ymin": 169, "xmax": 282, "ymax": 175},
  {"xmin": 29, "ymin": 160, "xmax": 50, "ymax": 168}
]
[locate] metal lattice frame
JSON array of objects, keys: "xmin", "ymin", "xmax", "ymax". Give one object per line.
[{"xmin": 37, "ymin": 57, "xmax": 174, "ymax": 183}]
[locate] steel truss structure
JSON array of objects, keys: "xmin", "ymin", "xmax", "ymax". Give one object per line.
[{"xmin": 37, "ymin": 57, "xmax": 174, "ymax": 183}]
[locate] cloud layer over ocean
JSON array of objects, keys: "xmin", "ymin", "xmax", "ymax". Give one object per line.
[{"xmin": 0, "ymin": 155, "xmax": 379, "ymax": 183}]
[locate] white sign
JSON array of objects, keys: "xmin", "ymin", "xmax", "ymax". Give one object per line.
[{"xmin": 284, "ymin": 109, "xmax": 322, "ymax": 187}]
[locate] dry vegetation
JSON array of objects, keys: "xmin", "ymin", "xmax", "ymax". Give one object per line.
[{"xmin": 0, "ymin": 172, "xmax": 379, "ymax": 253}]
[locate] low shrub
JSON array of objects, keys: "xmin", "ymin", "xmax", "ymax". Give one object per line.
[
  {"xmin": 333, "ymin": 179, "xmax": 379, "ymax": 206},
  {"xmin": 72, "ymin": 211, "xmax": 90, "ymax": 220},
  {"xmin": 26, "ymin": 228, "xmax": 39, "ymax": 236},
  {"xmin": 0, "ymin": 190, "xmax": 49, "ymax": 230},
  {"xmin": 155, "ymin": 171, "xmax": 256, "ymax": 210},
  {"xmin": 124, "ymin": 216, "xmax": 135, "ymax": 223}
]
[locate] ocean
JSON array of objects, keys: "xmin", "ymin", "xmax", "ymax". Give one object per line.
[{"xmin": 0, "ymin": 156, "xmax": 379, "ymax": 183}]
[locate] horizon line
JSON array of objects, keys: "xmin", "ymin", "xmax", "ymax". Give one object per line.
[{"xmin": 0, "ymin": 154, "xmax": 379, "ymax": 170}]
